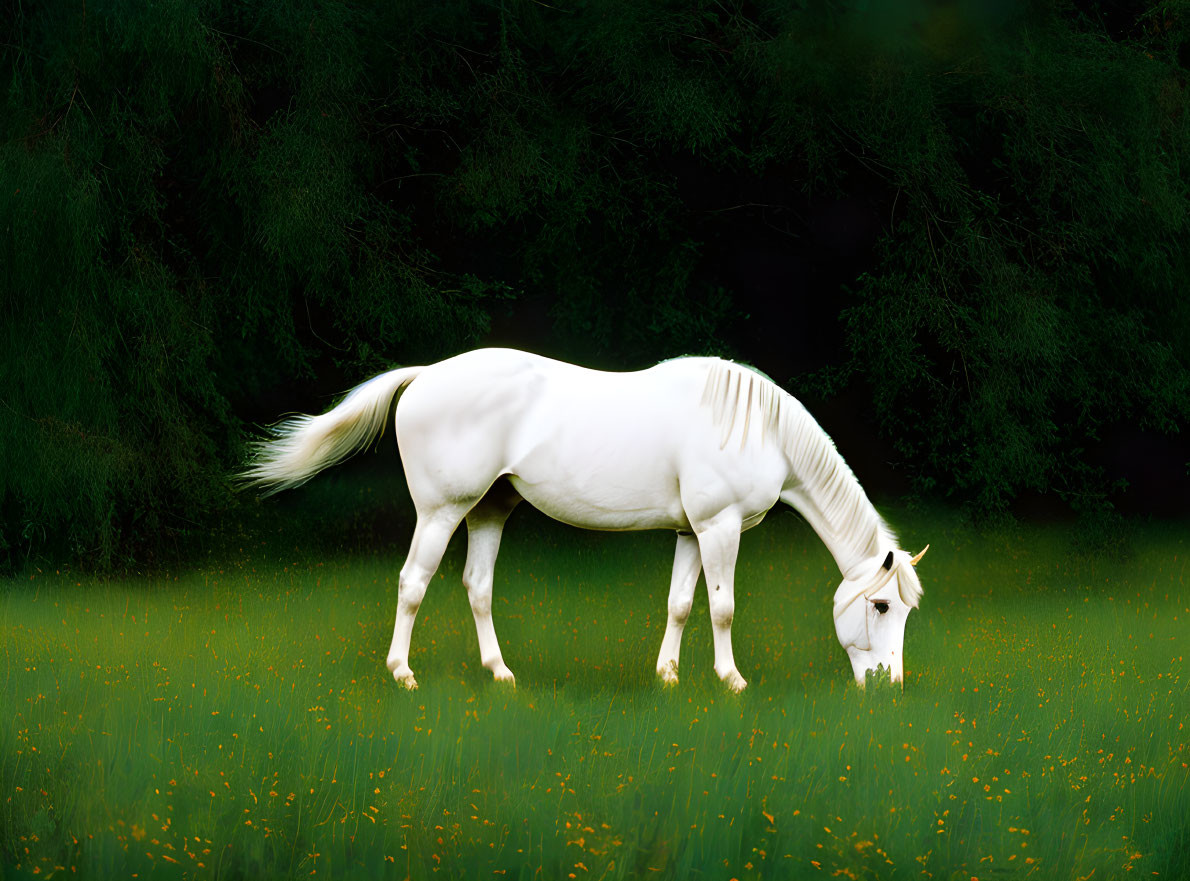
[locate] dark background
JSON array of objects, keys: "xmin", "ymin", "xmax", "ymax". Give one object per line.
[{"xmin": 2, "ymin": 0, "xmax": 1188, "ymax": 570}]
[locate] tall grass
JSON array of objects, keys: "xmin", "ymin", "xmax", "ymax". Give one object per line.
[{"xmin": 2, "ymin": 512, "xmax": 1187, "ymax": 879}]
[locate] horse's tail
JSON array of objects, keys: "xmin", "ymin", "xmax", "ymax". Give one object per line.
[{"xmin": 240, "ymin": 366, "xmax": 424, "ymax": 495}]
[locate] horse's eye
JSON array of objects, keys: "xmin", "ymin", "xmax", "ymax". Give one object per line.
[{"xmin": 873, "ymin": 602, "xmax": 889, "ymax": 615}]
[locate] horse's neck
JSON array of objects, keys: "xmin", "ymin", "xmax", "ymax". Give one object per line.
[
  {"xmin": 772, "ymin": 401, "xmax": 897, "ymax": 577},
  {"xmin": 780, "ymin": 485, "xmax": 886, "ymax": 579},
  {"xmin": 765, "ymin": 393, "xmax": 893, "ymax": 578}
]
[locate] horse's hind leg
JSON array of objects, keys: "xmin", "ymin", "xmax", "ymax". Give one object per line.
[
  {"xmin": 655, "ymin": 533, "xmax": 701, "ymax": 685},
  {"xmin": 463, "ymin": 479, "xmax": 522, "ymax": 685},
  {"xmin": 386, "ymin": 503, "xmax": 469, "ymax": 689}
]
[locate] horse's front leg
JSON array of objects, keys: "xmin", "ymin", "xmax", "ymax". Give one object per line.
[
  {"xmin": 694, "ymin": 514, "xmax": 747, "ymax": 693},
  {"xmin": 655, "ymin": 533, "xmax": 702, "ymax": 685}
]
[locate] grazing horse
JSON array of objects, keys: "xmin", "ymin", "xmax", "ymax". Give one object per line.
[{"xmin": 243, "ymin": 348, "xmax": 927, "ymax": 691}]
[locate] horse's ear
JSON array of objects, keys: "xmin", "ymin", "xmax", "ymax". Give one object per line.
[{"xmin": 881, "ymin": 551, "xmax": 894, "ymax": 571}]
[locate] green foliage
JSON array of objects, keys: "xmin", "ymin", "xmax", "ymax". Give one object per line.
[
  {"xmin": 807, "ymin": 7, "xmax": 1190, "ymax": 518},
  {"xmin": 2, "ymin": 0, "xmax": 1188, "ymax": 567}
]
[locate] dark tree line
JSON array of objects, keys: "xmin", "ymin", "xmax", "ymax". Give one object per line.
[{"xmin": 2, "ymin": 0, "xmax": 1188, "ymax": 569}]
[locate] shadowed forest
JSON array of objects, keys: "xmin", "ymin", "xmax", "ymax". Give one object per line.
[{"xmin": 2, "ymin": 0, "xmax": 1188, "ymax": 569}]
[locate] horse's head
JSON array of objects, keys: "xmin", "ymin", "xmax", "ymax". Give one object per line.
[{"xmin": 832, "ymin": 546, "xmax": 927, "ymax": 686}]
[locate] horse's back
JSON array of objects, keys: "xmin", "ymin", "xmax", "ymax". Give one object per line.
[{"xmin": 398, "ymin": 349, "xmax": 720, "ymax": 430}]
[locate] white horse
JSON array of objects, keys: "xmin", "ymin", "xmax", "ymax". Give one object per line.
[{"xmin": 243, "ymin": 348, "xmax": 927, "ymax": 691}]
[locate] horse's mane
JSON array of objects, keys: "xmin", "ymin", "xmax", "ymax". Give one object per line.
[{"xmin": 700, "ymin": 360, "xmax": 910, "ymax": 594}]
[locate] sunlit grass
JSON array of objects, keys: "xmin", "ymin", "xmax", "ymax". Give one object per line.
[{"xmin": 2, "ymin": 512, "xmax": 1187, "ymax": 879}]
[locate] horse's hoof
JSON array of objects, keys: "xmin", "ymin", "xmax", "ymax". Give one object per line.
[
  {"xmin": 392, "ymin": 668, "xmax": 418, "ymax": 690},
  {"xmin": 491, "ymin": 664, "xmax": 516, "ymax": 686},
  {"xmin": 722, "ymin": 670, "xmax": 747, "ymax": 693},
  {"xmin": 657, "ymin": 660, "xmax": 679, "ymax": 685}
]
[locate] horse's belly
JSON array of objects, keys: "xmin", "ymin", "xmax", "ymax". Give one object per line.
[
  {"xmin": 508, "ymin": 466, "xmax": 688, "ymax": 531},
  {"xmin": 507, "ymin": 426, "xmax": 689, "ymax": 531}
]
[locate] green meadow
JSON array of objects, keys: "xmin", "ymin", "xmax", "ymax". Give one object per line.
[{"xmin": 2, "ymin": 511, "xmax": 1187, "ymax": 880}]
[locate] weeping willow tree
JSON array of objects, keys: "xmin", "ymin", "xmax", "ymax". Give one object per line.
[{"xmin": 1, "ymin": 0, "xmax": 1187, "ymax": 568}]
